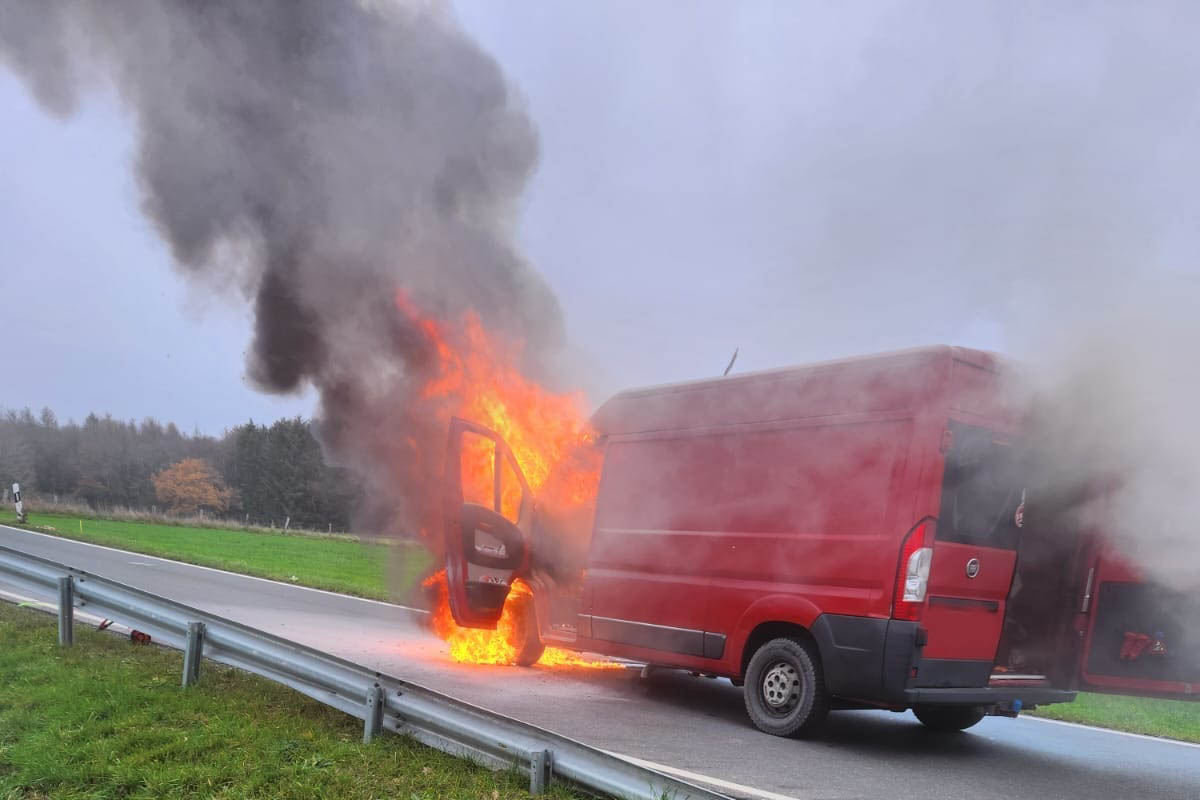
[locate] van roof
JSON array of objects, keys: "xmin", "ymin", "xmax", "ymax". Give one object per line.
[{"xmin": 592, "ymin": 345, "xmax": 1006, "ymax": 436}]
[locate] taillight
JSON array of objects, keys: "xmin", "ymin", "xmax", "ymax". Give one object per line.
[{"xmin": 893, "ymin": 522, "xmax": 933, "ymax": 621}]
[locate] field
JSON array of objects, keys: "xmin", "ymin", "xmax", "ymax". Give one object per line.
[
  {"xmin": 0, "ymin": 601, "xmax": 584, "ymax": 800},
  {"xmin": 7, "ymin": 511, "xmax": 1198, "ymax": 744},
  {"xmin": 10, "ymin": 512, "xmax": 430, "ymax": 603}
]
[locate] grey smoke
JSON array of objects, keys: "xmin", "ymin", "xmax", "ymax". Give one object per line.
[
  {"xmin": 0, "ymin": 0, "xmax": 563, "ymax": 533},
  {"xmin": 1017, "ymin": 285, "xmax": 1200, "ymax": 592}
]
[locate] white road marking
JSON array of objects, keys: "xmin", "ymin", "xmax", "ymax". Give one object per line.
[
  {"xmin": 1022, "ymin": 714, "xmax": 1200, "ymax": 749},
  {"xmin": 128, "ymin": 561, "xmax": 154, "ymax": 566},
  {"xmin": 610, "ymin": 751, "xmax": 803, "ymax": 800},
  {"xmin": 0, "ymin": 523, "xmax": 428, "ymax": 615}
]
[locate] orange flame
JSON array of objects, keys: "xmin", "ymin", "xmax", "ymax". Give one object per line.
[
  {"xmin": 399, "ymin": 293, "xmax": 608, "ymax": 667},
  {"xmin": 396, "ymin": 290, "xmax": 599, "ymax": 507},
  {"xmin": 423, "ymin": 570, "xmax": 619, "ymax": 668}
]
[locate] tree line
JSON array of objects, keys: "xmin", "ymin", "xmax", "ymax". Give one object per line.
[{"xmin": 0, "ymin": 408, "xmax": 362, "ymax": 531}]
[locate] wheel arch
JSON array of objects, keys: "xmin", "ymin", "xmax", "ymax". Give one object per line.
[
  {"xmin": 739, "ymin": 620, "xmax": 821, "ymax": 678},
  {"xmin": 729, "ymin": 594, "xmax": 824, "ymax": 678}
]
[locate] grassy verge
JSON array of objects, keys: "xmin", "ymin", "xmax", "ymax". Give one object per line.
[
  {"xmin": 0, "ymin": 601, "xmax": 585, "ymax": 800},
  {"xmin": 6, "ymin": 512, "xmax": 431, "ymax": 603},
  {"xmin": 1029, "ymin": 691, "xmax": 1200, "ymax": 743},
  {"xmin": 20, "ymin": 496, "xmax": 360, "ymax": 539}
]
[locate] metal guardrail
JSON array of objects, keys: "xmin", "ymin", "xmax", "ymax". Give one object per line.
[{"xmin": 0, "ymin": 542, "xmax": 730, "ymax": 800}]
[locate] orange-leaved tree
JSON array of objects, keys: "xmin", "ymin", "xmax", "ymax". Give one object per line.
[{"xmin": 152, "ymin": 458, "xmax": 233, "ymax": 516}]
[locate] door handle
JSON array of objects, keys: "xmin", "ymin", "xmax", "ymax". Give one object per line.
[{"xmin": 1080, "ymin": 566, "xmax": 1095, "ymax": 613}]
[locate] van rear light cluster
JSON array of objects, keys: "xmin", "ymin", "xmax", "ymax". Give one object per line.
[{"xmin": 893, "ymin": 522, "xmax": 933, "ymax": 621}]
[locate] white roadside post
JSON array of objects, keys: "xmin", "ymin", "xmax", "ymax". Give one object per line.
[{"xmin": 12, "ymin": 482, "xmax": 25, "ymax": 523}]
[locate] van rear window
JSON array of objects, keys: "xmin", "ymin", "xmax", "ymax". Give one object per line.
[{"xmin": 937, "ymin": 421, "xmax": 1023, "ymax": 549}]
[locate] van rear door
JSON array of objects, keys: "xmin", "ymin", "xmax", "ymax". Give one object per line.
[
  {"xmin": 442, "ymin": 417, "xmax": 535, "ymax": 629},
  {"xmin": 1077, "ymin": 547, "xmax": 1199, "ymax": 700},
  {"xmin": 918, "ymin": 421, "xmax": 1021, "ymax": 685}
]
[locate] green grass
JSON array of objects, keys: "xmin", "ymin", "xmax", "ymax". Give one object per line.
[
  {"xmin": 8, "ymin": 513, "xmax": 431, "ymax": 604},
  {"xmin": 1030, "ymin": 691, "xmax": 1200, "ymax": 743},
  {"xmin": 0, "ymin": 601, "xmax": 586, "ymax": 800}
]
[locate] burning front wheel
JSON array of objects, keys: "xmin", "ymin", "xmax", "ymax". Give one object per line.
[
  {"xmin": 913, "ymin": 705, "xmax": 986, "ymax": 731},
  {"xmin": 505, "ymin": 590, "xmax": 545, "ymax": 667},
  {"xmin": 743, "ymin": 637, "xmax": 830, "ymax": 737}
]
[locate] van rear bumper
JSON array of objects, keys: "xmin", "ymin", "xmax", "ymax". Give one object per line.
[
  {"xmin": 904, "ymin": 687, "xmax": 1076, "ymax": 707},
  {"xmin": 809, "ymin": 613, "xmax": 1076, "ymax": 710}
]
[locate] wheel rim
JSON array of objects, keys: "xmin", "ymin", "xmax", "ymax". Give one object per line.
[{"xmin": 761, "ymin": 660, "xmax": 801, "ymax": 715}]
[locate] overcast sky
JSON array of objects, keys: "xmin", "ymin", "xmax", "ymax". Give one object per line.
[{"xmin": 2, "ymin": 1, "xmax": 1196, "ymax": 433}]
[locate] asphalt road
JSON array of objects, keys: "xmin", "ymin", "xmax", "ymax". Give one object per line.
[{"xmin": 2, "ymin": 524, "xmax": 1197, "ymax": 800}]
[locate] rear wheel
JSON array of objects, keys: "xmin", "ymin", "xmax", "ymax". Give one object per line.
[
  {"xmin": 913, "ymin": 705, "xmax": 986, "ymax": 731},
  {"xmin": 743, "ymin": 637, "xmax": 830, "ymax": 737}
]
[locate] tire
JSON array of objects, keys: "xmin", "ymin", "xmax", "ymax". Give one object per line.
[
  {"xmin": 505, "ymin": 591, "xmax": 546, "ymax": 667},
  {"xmin": 743, "ymin": 637, "xmax": 830, "ymax": 737},
  {"xmin": 913, "ymin": 705, "xmax": 986, "ymax": 731}
]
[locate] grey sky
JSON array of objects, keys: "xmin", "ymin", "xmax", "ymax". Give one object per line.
[
  {"xmin": 2, "ymin": 1, "xmax": 1196, "ymax": 434},
  {"xmin": 1, "ymin": 68, "xmax": 312, "ymax": 433}
]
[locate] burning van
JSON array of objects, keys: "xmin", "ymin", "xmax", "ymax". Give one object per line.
[{"xmin": 439, "ymin": 345, "xmax": 1199, "ymax": 737}]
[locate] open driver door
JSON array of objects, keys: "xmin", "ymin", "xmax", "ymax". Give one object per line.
[
  {"xmin": 1076, "ymin": 543, "xmax": 1199, "ymax": 700},
  {"xmin": 443, "ymin": 417, "xmax": 536, "ymax": 629}
]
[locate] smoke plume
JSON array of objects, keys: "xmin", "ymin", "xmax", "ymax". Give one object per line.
[
  {"xmin": 0, "ymin": 0, "xmax": 563, "ymax": 534},
  {"xmin": 1016, "ymin": 285, "xmax": 1200, "ymax": 591}
]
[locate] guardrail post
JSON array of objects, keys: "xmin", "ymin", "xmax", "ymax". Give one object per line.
[
  {"xmin": 529, "ymin": 748, "xmax": 553, "ymax": 795},
  {"xmin": 57, "ymin": 576, "xmax": 73, "ymax": 646},
  {"xmin": 182, "ymin": 622, "xmax": 205, "ymax": 687},
  {"xmin": 363, "ymin": 685, "xmax": 384, "ymax": 743}
]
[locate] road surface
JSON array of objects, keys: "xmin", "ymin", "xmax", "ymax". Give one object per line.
[{"xmin": 1, "ymin": 524, "xmax": 1197, "ymax": 800}]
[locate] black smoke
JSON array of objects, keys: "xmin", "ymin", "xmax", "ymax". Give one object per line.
[{"xmin": 0, "ymin": 0, "xmax": 564, "ymax": 534}]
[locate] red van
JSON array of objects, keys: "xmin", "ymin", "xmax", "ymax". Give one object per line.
[{"xmin": 442, "ymin": 346, "xmax": 1199, "ymax": 736}]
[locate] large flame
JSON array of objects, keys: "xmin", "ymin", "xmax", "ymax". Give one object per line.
[
  {"xmin": 398, "ymin": 292, "xmax": 611, "ymax": 668},
  {"xmin": 396, "ymin": 290, "xmax": 598, "ymax": 506}
]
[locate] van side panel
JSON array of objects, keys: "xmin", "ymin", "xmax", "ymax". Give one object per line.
[
  {"xmin": 583, "ymin": 414, "xmax": 916, "ymax": 673},
  {"xmin": 702, "ymin": 417, "xmax": 916, "ymax": 675},
  {"xmin": 582, "ymin": 435, "xmax": 726, "ymax": 661}
]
